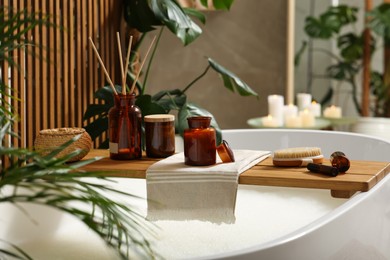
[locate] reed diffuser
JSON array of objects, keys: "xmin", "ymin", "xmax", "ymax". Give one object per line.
[{"xmin": 89, "ymin": 33, "xmax": 155, "ymax": 160}]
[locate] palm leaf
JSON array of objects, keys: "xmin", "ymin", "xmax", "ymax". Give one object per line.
[
  {"xmin": 0, "ymin": 239, "xmax": 33, "ymax": 260},
  {"xmin": 0, "ymin": 121, "xmax": 157, "ymax": 259}
]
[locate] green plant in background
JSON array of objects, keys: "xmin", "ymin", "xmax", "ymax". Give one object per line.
[
  {"xmin": 295, "ymin": 3, "xmax": 390, "ymax": 117},
  {"xmin": 1, "ymin": 7, "xmax": 156, "ymax": 259},
  {"xmin": 83, "ymin": 0, "xmax": 258, "ymax": 148},
  {"xmin": 368, "ymin": 3, "xmax": 390, "ymax": 117}
]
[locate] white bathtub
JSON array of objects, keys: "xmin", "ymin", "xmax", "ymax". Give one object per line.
[
  {"xmin": 215, "ymin": 129, "xmax": 390, "ymax": 259},
  {"xmin": 1, "ymin": 129, "xmax": 390, "ymax": 259}
]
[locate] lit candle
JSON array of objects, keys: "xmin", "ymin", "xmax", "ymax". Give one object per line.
[
  {"xmin": 309, "ymin": 101, "xmax": 321, "ymax": 117},
  {"xmin": 283, "ymin": 104, "xmax": 298, "ymax": 126},
  {"xmin": 297, "ymin": 93, "xmax": 312, "ymax": 111},
  {"xmin": 283, "ymin": 104, "xmax": 298, "ymax": 118},
  {"xmin": 299, "ymin": 109, "xmax": 315, "ymax": 127},
  {"xmin": 262, "ymin": 115, "xmax": 279, "ymax": 127},
  {"xmin": 285, "ymin": 115, "xmax": 302, "ymax": 128},
  {"xmin": 323, "ymin": 105, "xmax": 342, "ymax": 118},
  {"xmin": 267, "ymin": 95, "xmax": 284, "ymax": 126}
]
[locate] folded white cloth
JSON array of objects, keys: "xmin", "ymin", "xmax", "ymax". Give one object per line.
[{"xmin": 146, "ymin": 150, "xmax": 270, "ymax": 223}]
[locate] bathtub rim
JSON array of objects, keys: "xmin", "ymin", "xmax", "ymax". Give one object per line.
[{"xmin": 222, "ymin": 128, "xmax": 390, "ymax": 144}]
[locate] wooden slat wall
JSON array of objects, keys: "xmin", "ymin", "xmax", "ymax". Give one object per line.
[{"xmin": 2, "ymin": 0, "xmax": 124, "ymax": 148}]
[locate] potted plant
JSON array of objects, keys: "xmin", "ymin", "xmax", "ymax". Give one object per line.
[
  {"xmin": 295, "ymin": 2, "xmax": 390, "ymax": 139},
  {"xmin": 295, "ymin": 3, "xmax": 390, "ymax": 118},
  {"xmin": 83, "ymin": 0, "xmax": 258, "ymax": 148}
]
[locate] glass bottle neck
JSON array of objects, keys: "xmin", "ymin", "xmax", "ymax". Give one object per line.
[{"xmin": 114, "ymin": 94, "xmax": 135, "ymax": 107}]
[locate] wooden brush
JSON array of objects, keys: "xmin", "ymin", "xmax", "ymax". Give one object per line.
[{"xmin": 272, "ymin": 147, "xmax": 323, "ymax": 167}]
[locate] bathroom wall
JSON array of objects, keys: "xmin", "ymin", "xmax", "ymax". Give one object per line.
[{"xmin": 142, "ymin": 0, "xmax": 287, "ymax": 129}]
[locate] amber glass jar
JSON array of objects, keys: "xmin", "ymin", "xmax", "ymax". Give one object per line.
[
  {"xmin": 184, "ymin": 116, "xmax": 216, "ymax": 166},
  {"xmin": 144, "ymin": 114, "xmax": 175, "ymax": 158},
  {"xmin": 330, "ymin": 151, "xmax": 350, "ymax": 172},
  {"xmin": 108, "ymin": 93, "xmax": 142, "ymax": 160}
]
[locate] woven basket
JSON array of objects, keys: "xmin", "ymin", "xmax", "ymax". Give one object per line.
[{"xmin": 34, "ymin": 128, "xmax": 93, "ymax": 162}]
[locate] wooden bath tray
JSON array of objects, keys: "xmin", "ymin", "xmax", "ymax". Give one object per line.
[{"xmin": 80, "ymin": 150, "xmax": 390, "ymax": 199}]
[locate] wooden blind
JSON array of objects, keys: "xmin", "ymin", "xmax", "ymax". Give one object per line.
[{"xmin": 1, "ymin": 0, "xmax": 124, "ymax": 148}]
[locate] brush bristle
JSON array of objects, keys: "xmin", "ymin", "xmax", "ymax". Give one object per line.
[{"xmin": 273, "ymin": 147, "xmax": 322, "ymax": 159}]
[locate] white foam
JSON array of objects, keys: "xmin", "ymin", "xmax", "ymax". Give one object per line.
[
  {"xmin": 0, "ymin": 179, "xmax": 346, "ymax": 259},
  {"xmin": 149, "ymin": 184, "xmax": 345, "ymax": 259}
]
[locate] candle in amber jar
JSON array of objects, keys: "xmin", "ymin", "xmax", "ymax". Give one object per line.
[
  {"xmin": 145, "ymin": 114, "xmax": 175, "ymax": 158},
  {"xmin": 184, "ymin": 116, "xmax": 216, "ymax": 166}
]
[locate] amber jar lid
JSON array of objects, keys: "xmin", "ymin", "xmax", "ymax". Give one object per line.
[
  {"xmin": 144, "ymin": 114, "xmax": 175, "ymax": 122},
  {"xmin": 217, "ymin": 140, "xmax": 235, "ymax": 163}
]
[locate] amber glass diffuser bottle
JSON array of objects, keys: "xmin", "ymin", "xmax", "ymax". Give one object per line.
[{"xmin": 108, "ymin": 93, "xmax": 142, "ymax": 160}]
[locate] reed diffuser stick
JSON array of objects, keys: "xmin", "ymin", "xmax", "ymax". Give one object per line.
[
  {"xmin": 123, "ymin": 35, "xmax": 133, "ymax": 94},
  {"xmin": 116, "ymin": 32, "xmax": 126, "ymax": 95},
  {"xmin": 130, "ymin": 36, "xmax": 156, "ymax": 94},
  {"xmin": 88, "ymin": 37, "xmax": 118, "ymax": 95}
]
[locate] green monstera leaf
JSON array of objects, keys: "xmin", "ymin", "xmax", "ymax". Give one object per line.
[
  {"xmin": 123, "ymin": 0, "xmax": 162, "ymax": 32},
  {"xmin": 200, "ymin": 0, "xmax": 234, "ymax": 10},
  {"xmin": 327, "ymin": 5, "xmax": 358, "ymax": 25},
  {"xmin": 304, "ymin": 16, "xmax": 339, "ymax": 39},
  {"xmin": 326, "ymin": 62, "xmax": 359, "ymax": 80},
  {"xmin": 123, "ymin": 0, "xmax": 236, "ymax": 46},
  {"xmin": 304, "ymin": 5, "xmax": 358, "ymax": 39},
  {"xmin": 149, "ymin": 0, "xmax": 202, "ymax": 46},
  {"xmin": 135, "ymin": 94, "xmax": 168, "ymax": 116},
  {"xmin": 337, "ymin": 33, "xmax": 364, "ymax": 62},
  {"xmin": 368, "ymin": 3, "xmax": 390, "ymax": 43},
  {"xmin": 152, "ymin": 89, "xmax": 187, "ymax": 111},
  {"xmin": 123, "ymin": 0, "xmax": 204, "ymax": 45},
  {"xmin": 208, "ymin": 58, "xmax": 258, "ymax": 97}
]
